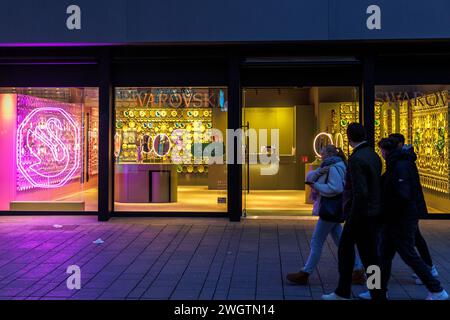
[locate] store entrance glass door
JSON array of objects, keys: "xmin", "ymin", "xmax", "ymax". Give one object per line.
[{"xmin": 241, "ymin": 87, "xmax": 360, "ymax": 217}]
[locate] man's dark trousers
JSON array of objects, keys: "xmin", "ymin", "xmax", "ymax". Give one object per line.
[
  {"xmin": 380, "ymin": 218, "xmax": 443, "ymax": 293},
  {"xmin": 335, "ymin": 216, "xmax": 384, "ymax": 300}
]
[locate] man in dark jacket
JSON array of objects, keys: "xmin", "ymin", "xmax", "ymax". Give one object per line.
[
  {"xmin": 378, "ymin": 137, "xmax": 447, "ymax": 300},
  {"xmin": 322, "ymin": 123, "xmax": 384, "ymax": 300},
  {"xmin": 389, "ymin": 133, "xmax": 439, "ymax": 284}
]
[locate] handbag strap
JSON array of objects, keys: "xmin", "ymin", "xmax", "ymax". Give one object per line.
[{"xmin": 324, "ymin": 171, "xmax": 330, "ymax": 184}]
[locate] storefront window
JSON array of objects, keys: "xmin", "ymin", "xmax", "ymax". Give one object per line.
[
  {"xmin": 0, "ymin": 88, "xmax": 99, "ymax": 211},
  {"xmin": 375, "ymin": 85, "xmax": 450, "ymax": 214},
  {"xmin": 114, "ymin": 87, "xmax": 228, "ymax": 212},
  {"xmin": 241, "ymin": 87, "xmax": 359, "ymax": 216}
]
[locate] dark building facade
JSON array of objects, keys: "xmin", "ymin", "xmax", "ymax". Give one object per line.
[{"xmin": 1, "ymin": 1, "xmax": 450, "ymax": 221}]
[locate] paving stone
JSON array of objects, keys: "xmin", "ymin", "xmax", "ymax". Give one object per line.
[{"xmin": 0, "ymin": 217, "xmax": 448, "ymax": 300}]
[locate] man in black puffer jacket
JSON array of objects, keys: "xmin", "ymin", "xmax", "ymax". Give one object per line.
[
  {"xmin": 389, "ymin": 133, "xmax": 439, "ymax": 284},
  {"xmin": 378, "ymin": 137, "xmax": 447, "ymax": 300}
]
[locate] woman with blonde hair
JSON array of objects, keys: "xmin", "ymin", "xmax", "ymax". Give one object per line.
[{"xmin": 287, "ymin": 145, "xmax": 365, "ymax": 285}]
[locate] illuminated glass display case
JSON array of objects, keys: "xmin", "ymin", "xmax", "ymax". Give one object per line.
[
  {"xmin": 375, "ymin": 85, "xmax": 450, "ymax": 213},
  {"xmin": 113, "ymin": 87, "xmax": 228, "ymax": 212},
  {"xmin": 0, "ymin": 88, "xmax": 99, "ymax": 212}
]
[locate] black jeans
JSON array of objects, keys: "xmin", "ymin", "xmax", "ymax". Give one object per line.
[
  {"xmin": 415, "ymin": 227, "xmax": 433, "ymax": 267},
  {"xmin": 380, "ymin": 219, "xmax": 442, "ymax": 293},
  {"xmin": 335, "ymin": 217, "xmax": 384, "ymax": 299}
]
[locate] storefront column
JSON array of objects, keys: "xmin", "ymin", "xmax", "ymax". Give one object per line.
[
  {"xmin": 227, "ymin": 53, "xmax": 242, "ymax": 222},
  {"xmin": 361, "ymin": 55, "xmax": 376, "ymax": 147},
  {"xmin": 98, "ymin": 49, "xmax": 113, "ymax": 221}
]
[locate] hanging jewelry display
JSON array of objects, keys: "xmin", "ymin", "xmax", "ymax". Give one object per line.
[
  {"xmin": 374, "ymin": 103, "xmax": 382, "ymax": 156},
  {"xmin": 114, "ymin": 132, "xmax": 122, "ymax": 159},
  {"xmin": 114, "ymin": 87, "xmax": 221, "ymax": 174},
  {"xmin": 374, "ymin": 100, "xmax": 398, "ymax": 157},
  {"xmin": 339, "ymin": 102, "xmax": 360, "ymax": 157},
  {"xmin": 412, "ymin": 90, "xmax": 449, "ymax": 193},
  {"xmin": 399, "ymin": 100, "xmax": 410, "ymax": 144}
]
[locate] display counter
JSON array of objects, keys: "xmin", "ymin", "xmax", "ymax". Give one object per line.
[
  {"xmin": 115, "ymin": 163, "xmax": 178, "ymax": 203},
  {"xmin": 246, "ymin": 155, "xmax": 302, "ymax": 190}
]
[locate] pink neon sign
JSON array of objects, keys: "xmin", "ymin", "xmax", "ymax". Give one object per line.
[{"xmin": 16, "ymin": 96, "xmax": 81, "ymax": 190}]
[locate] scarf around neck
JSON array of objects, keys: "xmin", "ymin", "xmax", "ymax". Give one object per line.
[{"xmin": 321, "ymin": 156, "xmax": 343, "ymax": 168}]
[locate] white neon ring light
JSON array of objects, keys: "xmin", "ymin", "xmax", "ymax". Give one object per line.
[{"xmin": 313, "ymin": 132, "xmax": 334, "ymax": 158}]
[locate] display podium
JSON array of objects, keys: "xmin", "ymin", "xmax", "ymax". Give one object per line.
[{"xmin": 115, "ymin": 164, "xmax": 178, "ymax": 203}]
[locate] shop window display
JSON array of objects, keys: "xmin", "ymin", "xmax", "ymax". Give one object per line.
[
  {"xmin": 375, "ymin": 85, "xmax": 450, "ymax": 214},
  {"xmin": 0, "ymin": 88, "xmax": 99, "ymax": 211},
  {"xmin": 114, "ymin": 87, "xmax": 228, "ymax": 212},
  {"xmin": 241, "ymin": 87, "xmax": 359, "ymax": 216},
  {"xmin": 329, "ymin": 102, "xmax": 360, "ymax": 158}
]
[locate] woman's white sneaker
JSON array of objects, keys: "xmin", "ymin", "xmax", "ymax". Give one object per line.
[
  {"xmin": 426, "ymin": 290, "xmax": 448, "ymax": 300},
  {"xmin": 358, "ymin": 291, "xmax": 371, "ymax": 300},
  {"xmin": 358, "ymin": 291, "xmax": 389, "ymax": 300}
]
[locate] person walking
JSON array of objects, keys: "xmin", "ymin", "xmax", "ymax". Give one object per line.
[
  {"xmin": 359, "ymin": 133, "xmax": 441, "ymax": 300},
  {"xmin": 376, "ymin": 137, "xmax": 448, "ymax": 300},
  {"xmin": 286, "ymin": 145, "xmax": 366, "ymax": 285},
  {"xmin": 322, "ymin": 123, "xmax": 384, "ymax": 300},
  {"xmin": 389, "ymin": 133, "xmax": 439, "ymax": 284}
]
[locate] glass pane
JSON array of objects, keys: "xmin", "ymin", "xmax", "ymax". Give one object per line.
[
  {"xmin": 241, "ymin": 87, "xmax": 359, "ymax": 217},
  {"xmin": 114, "ymin": 87, "xmax": 228, "ymax": 212},
  {"xmin": 0, "ymin": 88, "xmax": 99, "ymax": 211},
  {"xmin": 375, "ymin": 85, "xmax": 450, "ymax": 214}
]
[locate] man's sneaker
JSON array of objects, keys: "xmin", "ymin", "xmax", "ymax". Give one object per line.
[
  {"xmin": 426, "ymin": 290, "xmax": 448, "ymax": 300},
  {"xmin": 358, "ymin": 291, "xmax": 390, "ymax": 300},
  {"xmin": 321, "ymin": 292, "xmax": 350, "ymax": 300},
  {"xmin": 414, "ymin": 266, "xmax": 439, "ymax": 285}
]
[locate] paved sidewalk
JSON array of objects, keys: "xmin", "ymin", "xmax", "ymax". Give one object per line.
[{"xmin": 0, "ymin": 216, "xmax": 449, "ymax": 300}]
